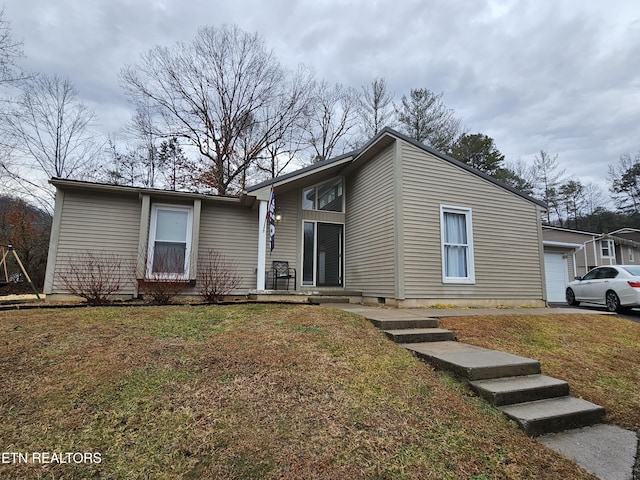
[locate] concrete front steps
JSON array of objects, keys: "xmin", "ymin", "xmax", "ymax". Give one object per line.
[{"xmin": 365, "ymin": 313, "xmax": 605, "ymax": 437}]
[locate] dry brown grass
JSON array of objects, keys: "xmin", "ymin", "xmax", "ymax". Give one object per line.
[
  {"xmin": 0, "ymin": 305, "xmax": 597, "ymax": 479},
  {"xmin": 439, "ymin": 313, "xmax": 640, "ymax": 434}
]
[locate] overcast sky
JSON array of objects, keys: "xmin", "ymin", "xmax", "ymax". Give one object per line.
[{"xmin": 5, "ymin": 0, "xmax": 640, "ymax": 195}]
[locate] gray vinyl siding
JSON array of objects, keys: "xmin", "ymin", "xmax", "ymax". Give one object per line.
[
  {"xmin": 345, "ymin": 144, "xmax": 396, "ymax": 297},
  {"xmin": 198, "ymin": 202, "xmax": 258, "ymax": 292},
  {"xmin": 267, "ymin": 189, "xmax": 299, "ymax": 288},
  {"xmin": 400, "ymin": 142, "xmax": 543, "ymax": 300},
  {"xmin": 542, "ymin": 229, "xmax": 601, "ymax": 272},
  {"xmin": 51, "ymin": 191, "xmax": 141, "ymax": 294},
  {"xmin": 542, "ymin": 229, "xmax": 594, "ymax": 244}
]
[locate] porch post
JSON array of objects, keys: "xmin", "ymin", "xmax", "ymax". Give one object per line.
[{"xmin": 257, "ymin": 200, "xmax": 267, "ymax": 290}]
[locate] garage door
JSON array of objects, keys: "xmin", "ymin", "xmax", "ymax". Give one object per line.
[{"xmin": 544, "ymin": 252, "xmax": 569, "ymax": 302}]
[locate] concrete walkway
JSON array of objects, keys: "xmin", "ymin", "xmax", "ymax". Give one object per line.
[{"xmin": 327, "ymin": 303, "xmax": 638, "ymax": 480}]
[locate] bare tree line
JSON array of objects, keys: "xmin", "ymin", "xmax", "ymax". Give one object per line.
[
  {"xmin": 0, "ymin": 20, "xmax": 481, "ymax": 203},
  {"xmin": 3, "ymin": 15, "xmax": 637, "ymax": 234}
]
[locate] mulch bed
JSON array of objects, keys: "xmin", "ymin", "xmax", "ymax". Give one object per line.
[{"xmin": 0, "ymin": 282, "xmax": 38, "ymax": 296}]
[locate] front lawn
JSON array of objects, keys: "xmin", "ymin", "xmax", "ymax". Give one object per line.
[{"xmin": 0, "ymin": 305, "xmax": 599, "ymax": 479}]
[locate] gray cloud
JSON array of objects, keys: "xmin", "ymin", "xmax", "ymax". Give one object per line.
[{"xmin": 4, "ymin": 0, "xmax": 640, "ymax": 195}]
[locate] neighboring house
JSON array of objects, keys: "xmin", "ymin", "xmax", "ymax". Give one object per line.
[
  {"xmin": 541, "ymin": 226, "xmax": 640, "ymax": 302},
  {"xmin": 610, "ymin": 228, "xmax": 640, "ymax": 251},
  {"xmin": 44, "ymin": 128, "xmax": 548, "ymax": 307}
]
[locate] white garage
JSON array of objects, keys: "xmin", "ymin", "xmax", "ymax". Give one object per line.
[
  {"xmin": 544, "ymin": 251, "xmax": 570, "ymax": 303},
  {"xmin": 543, "ymin": 241, "xmax": 581, "ymax": 303}
]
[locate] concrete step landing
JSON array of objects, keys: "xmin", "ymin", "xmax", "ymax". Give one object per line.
[
  {"xmin": 308, "ymin": 296, "xmax": 351, "ymax": 304},
  {"xmin": 369, "ymin": 318, "xmax": 439, "ymax": 330},
  {"xmin": 470, "ymin": 375, "xmax": 569, "ymax": 406},
  {"xmin": 384, "ymin": 328, "xmax": 455, "ymax": 343},
  {"xmin": 499, "ymin": 396, "xmax": 606, "ymax": 437},
  {"xmin": 402, "ymin": 341, "xmax": 541, "ymax": 381}
]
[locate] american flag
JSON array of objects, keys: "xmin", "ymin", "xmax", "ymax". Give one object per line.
[{"xmin": 267, "ymin": 186, "xmax": 275, "ymax": 252}]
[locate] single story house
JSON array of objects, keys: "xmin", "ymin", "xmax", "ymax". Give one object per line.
[
  {"xmin": 541, "ymin": 226, "xmax": 640, "ymax": 302},
  {"xmin": 44, "ymin": 128, "xmax": 549, "ymax": 307}
]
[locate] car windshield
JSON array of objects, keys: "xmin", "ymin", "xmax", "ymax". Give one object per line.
[{"xmin": 622, "ymin": 266, "xmax": 640, "ymax": 276}]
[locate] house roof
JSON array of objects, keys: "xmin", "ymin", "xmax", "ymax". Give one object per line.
[
  {"xmin": 543, "ymin": 240, "xmax": 584, "ymax": 249},
  {"xmin": 542, "ymin": 225, "xmax": 602, "ymax": 237},
  {"xmin": 247, "ymin": 127, "xmax": 547, "ymax": 208},
  {"xmin": 51, "ymin": 127, "xmax": 546, "ymax": 209},
  {"xmin": 542, "ymin": 225, "xmax": 640, "ymax": 248},
  {"xmin": 49, "ymin": 177, "xmax": 256, "ymax": 207},
  {"xmin": 246, "ymin": 150, "xmax": 359, "ymax": 193}
]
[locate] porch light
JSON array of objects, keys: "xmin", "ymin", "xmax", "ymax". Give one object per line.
[{"xmin": 275, "ymin": 209, "xmax": 282, "ymax": 223}]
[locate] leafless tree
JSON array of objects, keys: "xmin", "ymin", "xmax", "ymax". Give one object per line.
[
  {"xmin": 1, "ymin": 74, "xmax": 101, "ymax": 205},
  {"xmin": 103, "ymin": 136, "xmax": 144, "ymax": 187},
  {"xmin": 608, "ymin": 152, "xmax": 640, "ymax": 214},
  {"xmin": 253, "ymin": 66, "xmax": 315, "ymax": 180},
  {"xmin": 157, "ymin": 137, "xmax": 195, "ymax": 191},
  {"xmin": 0, "ymin": 7, "xmax": 25, "ymax": 87},
  {"xmin": 0, "ymin": 8, "xmax": 27, "ymax": 199},
  {"xmin": 120, "ymin": 24, "xmax": 314, "ymax": 195},
  {"xmin": 583, "ymin": 182, "xmax": 604, "ymax": 216},
  {"xmin": 357, "ymin": 77, "xmax": 395, "ymax": 141},
  {"xmin": 304, "ymin": 80, "xmax": 361, "ymax": 162},
  {"xmin": 533, "ymin": 150, "xmax": 566, "ymax": 224},
  {"xmin": 124, "ymin": 101, "xmax": 162, "ymax": 188}
]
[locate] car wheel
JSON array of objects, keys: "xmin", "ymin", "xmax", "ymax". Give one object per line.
[
  {"xmin": 566, "ymin": 288, "xmax": 580, "ymax": 306},
  {"xmin": 605, "ymin": 291, "xmax": 622, "ymax": 312}
]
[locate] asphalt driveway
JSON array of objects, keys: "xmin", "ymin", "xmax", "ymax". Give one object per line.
[{"xmin": 548, "ymin": 302, "xmax": 640, "ymax": 324}]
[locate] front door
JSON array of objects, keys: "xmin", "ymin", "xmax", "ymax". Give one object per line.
[{"xmin": 302, "ymin": 221, "xmax": 343, "ymax": 287}]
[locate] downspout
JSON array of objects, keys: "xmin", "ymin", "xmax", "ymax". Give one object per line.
[
  {"xmin": 583, "ymin": 243, "xmax": 588, "ymax": 275},
  {"xmin": 536, "ymin": 207, "xmax": 547, "ymax": 304}
]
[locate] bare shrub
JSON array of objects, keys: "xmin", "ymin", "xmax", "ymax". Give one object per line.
[
  {"xmin": 137, "ymin": 278, "xmax": 190, "ymax": 304},
  {"xmin": 138, "ymin": 248, "xmax": 190, "ymax": 304},
  {"xmin": 58, "ymin": 251, "xmax": 132, "ymax": 304},
  {"xmin": 197, "ymin": 249, "xmax": 241, "ymax": 303}
]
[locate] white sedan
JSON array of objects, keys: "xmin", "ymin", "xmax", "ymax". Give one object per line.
[{"xmin": 566, "ymin": 265, "xmax": 640, "ymax": 312}]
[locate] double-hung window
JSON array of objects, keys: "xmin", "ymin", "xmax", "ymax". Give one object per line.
[
  {"xmin": 440, "ymin": 205, "xmax": 475, "ymax": 284},
  {"xmin": 147, "ymin": 204, "xmax": 193, "ymax": 279},
  {"xmin": 601, "ymin": 239, "xmax": 614, "ymax": 259}
]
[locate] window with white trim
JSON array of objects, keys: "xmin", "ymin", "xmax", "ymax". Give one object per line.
[
  {"xmin": 440, "ymin": 205, "xmax": 475, "ymax": 284},
  {"xmin": 147, "ymin": 204, "xmax": 193, "ymax": 279},
  {"xmin": 601, "ymin": 239, "xmax": 614, "ymax": 258}
]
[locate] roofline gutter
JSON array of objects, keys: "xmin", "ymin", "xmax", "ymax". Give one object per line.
[{"xmin": 49, "ymin": 177, "xmax": 257, "ymax": 207}]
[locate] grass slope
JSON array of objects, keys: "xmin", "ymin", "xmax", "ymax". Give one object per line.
[
  {"xmin": 1, "ymin": 305, "xmax": 597, "ymax": 479},
  {"xmin": 439, "ymin": 313, "xmax": 640, "ymax": 434}
]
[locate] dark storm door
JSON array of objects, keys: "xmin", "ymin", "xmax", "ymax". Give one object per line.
[
  {"xmin": 316, "ymin": 223, "xmax": 343, "ymax": 287},
  {"xmin": 302, "ymin": 221, "xmax": 343, "ymax": 287}
]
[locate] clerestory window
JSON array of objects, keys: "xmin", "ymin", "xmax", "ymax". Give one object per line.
[{"xmin": 303, "ymin": 178, "xmax": 344, "ymax": 212}]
